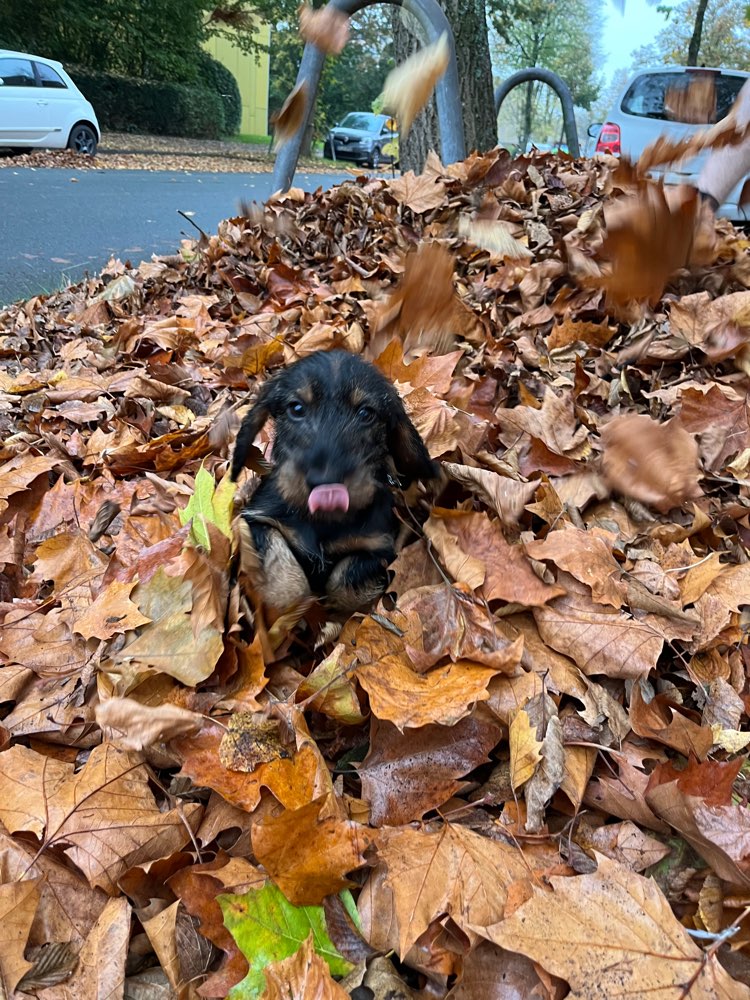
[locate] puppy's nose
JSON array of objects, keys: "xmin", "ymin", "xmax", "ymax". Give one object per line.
[{"xmin": 306, "ymin": 466, "xmax": 336, "ymax": 488}]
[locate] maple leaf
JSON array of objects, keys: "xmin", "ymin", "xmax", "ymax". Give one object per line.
[
  {"xmin": 220, "ymin": 882, "xmax": 356, "ymax": 999},
  {"xmin": 481, "ymin": 854, "xmax": 750, "ymax": 999},
  {"xmin": 375, "ymin": 823, "xmax": 530, "ymax": 957},
  {"xmin": 359, "ymin": 711, "xmax": 502, "ymax": 825},
  {"xmin": 0, "ymin": 744, "xmax": 202, "ymax": 892},
  {"xmin": 261, "ymin": 935, "xmax": 349, "ymax": 1000},
  {"xmin": 251, "ymin": 795, "xmax": 374, "ymax": 905},
  {"xmin": 380, "ymin": 33, "xmax": 449, "ymax": 137}
]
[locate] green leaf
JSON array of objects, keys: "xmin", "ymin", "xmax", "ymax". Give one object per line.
[
  {"xmin": 219, "ymin": 881, "xmax": 355, "ymax": 999},
  {"xmin": 179, "ymin": 466, "xmax": 235, "ymax": 550}
]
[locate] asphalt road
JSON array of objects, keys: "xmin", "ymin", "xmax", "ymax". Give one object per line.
[{"xmin": 0, "ymin": 168, "xmax": 351, "ymax": 306}]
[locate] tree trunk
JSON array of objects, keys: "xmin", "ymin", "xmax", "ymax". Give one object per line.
[
  {"xmin": 687, "ymin": 0, "xmax": 709, "ymax": 65},
  {"xmin": 392, "ymin": 0, "xmax": 496, "ymax": 172}
]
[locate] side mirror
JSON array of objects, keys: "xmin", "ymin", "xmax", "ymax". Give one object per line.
[{"xmin": 587, "ymin": 122, "xmax": 603, "ymax": 138}]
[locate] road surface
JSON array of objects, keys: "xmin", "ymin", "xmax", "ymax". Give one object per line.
[{"xmin": 0, "ymin": 168, "xmax": 351, "ymax": 306}]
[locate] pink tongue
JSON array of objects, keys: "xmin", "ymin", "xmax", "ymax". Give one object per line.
[{"xmin": 308, "ymin": 483, "xmax": 350, "ymax": 514}]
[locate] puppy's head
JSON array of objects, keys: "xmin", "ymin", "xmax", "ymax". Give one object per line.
[{"xmin": 231, "ymin": 350, "xmax": 437, "ymax": 516}]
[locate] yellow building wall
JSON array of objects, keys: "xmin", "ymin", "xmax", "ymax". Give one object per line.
[{"xmin": 203, "ymin": 26, "xmax": 270, "ymax": 136}]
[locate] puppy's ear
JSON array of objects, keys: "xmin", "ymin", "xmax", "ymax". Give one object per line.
[
  {"xmin": 231, "ymin": 381, "xmax": 278, "ymax": 481},
  {"xmin": 388, "ymin": 400, "xmax": 440, "ymax": 486}
]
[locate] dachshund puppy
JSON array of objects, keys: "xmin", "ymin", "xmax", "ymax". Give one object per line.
[{"xmin": 231, "ymin": 350, "xmax": 438, "ymax": 615}]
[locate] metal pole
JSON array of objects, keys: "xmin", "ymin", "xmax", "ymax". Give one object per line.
[
  {"xmin": 494, "ymin": 68, "xmax": 580, "ymax": 158},
  {"xmin": 272, "ymin": 0, "xmax": 465, "ymax": 193}
]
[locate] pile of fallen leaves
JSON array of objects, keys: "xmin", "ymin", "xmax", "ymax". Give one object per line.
[{"xmin": 1, "ymin": 142, "xmax": 750, "ymax": 999}]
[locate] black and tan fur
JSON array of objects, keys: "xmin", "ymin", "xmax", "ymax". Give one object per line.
[{"xmin": 231, "ymin": 350, "xmax": 438, "ymax": 614}]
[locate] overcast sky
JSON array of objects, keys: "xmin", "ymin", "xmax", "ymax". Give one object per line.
[{"xmin": 600, "ymin": 0, "xmax": 673, "ymax": 75}]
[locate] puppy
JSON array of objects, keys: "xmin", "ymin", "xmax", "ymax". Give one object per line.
[{"xmin": 231, "ymin": 350, "xmax": 438, "ymax": 615}]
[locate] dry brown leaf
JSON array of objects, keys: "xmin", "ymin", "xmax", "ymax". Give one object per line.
[
  {"xmin": 298, "ymin": 3, "xmax": 349, "ymax": 54},
  {"xmin": 534, "ymin": 574, "xmax": 663, "ymax": 679},
  {"xmin": 96, "ymin": 697, "xmax": 203, "ymax": 750},
  {"xmin": 459, "ymin": 216, "xmax": 532, "ymax": 261},
  {"xmin": 525, "ymin": 524, "xmax": 626, "ymax": 608},
  {"xmin": 262, "ymin": 934, "xmax": 349, "ymax": 1000},
  {"xmin": 509, "ymin": 708, "xmax": 543, "ymax": 790},
  {"xmin": 376, "ymin": 822, "xmax": 530, "ymax": 956},
  {"xmin": 251, "ymin": 795, "xmax": 374, "ymax": 905},
  {"xmin": 380, "ymin": 33, "xmax": 449, "ymax": 136},
  {"xmin": 357, "ymin": 654, "xmax": 501, "ymax": 730},
  {"xmin": 443, "ymin": 463, "xmax": 538, "ymax": 523},
  {"xmin": 665, "ymin": 73, "xmax": 716, "ymax": 124},
  {"xmin": 481, "ymin": 854, "xmax": 749, "ymax": 999},
  {"xmin": 359, "ymin": 711, "xmax": 502, "ymax": 826},
  {"xmin": 271, "ymin": 81, "xmax": 308, "ymax": 150},
  {"xmin": 602, "ymin": 413, "xmax": 702, "ymax": 512},
  {"xmin": 50, "ymin": 897, "xmax": 131, "ymax": 999},
  {"xmin": 0, "ymin": 744, "xmax": 202, "ymax": 892},
  {"xmin": 0, "ymin": 879, "xmax": 40, "ymax": 995}
]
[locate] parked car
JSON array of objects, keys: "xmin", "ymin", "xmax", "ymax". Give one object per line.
[
  {"xmin": 590, "ymin": 65, "xmax": 749, "ymax": 220},
  {"xmin": 323, "ymin": 113, "xmax": 398, "ymax": 168},
  {"xmin": 0, "ymin": 49, "xmax": 100, "ymax": 155}
]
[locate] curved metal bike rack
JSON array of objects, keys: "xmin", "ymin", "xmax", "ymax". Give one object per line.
[
  {"xmin": 272, "ymin": 0, "xmax": 466, "ymax": 193},
  {"xmin": 494, "ymin": 67, "xmax": 580, "ymax": 158}
]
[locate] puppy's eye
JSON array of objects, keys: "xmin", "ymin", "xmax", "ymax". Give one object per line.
[
  {"xmin": 357, "ymin": 405, "xmax": 377, "ymax": 424},
  {"xmin": 287, "ymin": 400, "xmax": 305, "ymax": 419}
]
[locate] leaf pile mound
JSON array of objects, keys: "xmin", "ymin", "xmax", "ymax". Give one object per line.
[{"xmin": 1, "ymin": 145, "xmax": 750, "ymax": 999}]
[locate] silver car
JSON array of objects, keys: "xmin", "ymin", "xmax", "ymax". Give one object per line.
[{"xmin": 592, "ymin": 65, "xmax": 749, "ymax": 220}]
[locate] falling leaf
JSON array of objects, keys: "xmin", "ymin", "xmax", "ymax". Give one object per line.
[
  {"xmin": 271, "ymin": 81, "xmax": 308, "ymax": 150},
  {"xmin": 601, "ymin": 413, "xmax": 702, "ymax": 512},
  {"xmin": 380, "ymin": 33, "xmax": 449, "ymax": 137},
  {"xmin": 298, "ymin": 4, "xmax": 349, "ymax": 54},
  {"xmin": 665, "ymin": 74, "xmax": 716, "ymax": 124},
  {"xmin": 481, "ymin": 854, "xmax": 749, "ymax": 999}
]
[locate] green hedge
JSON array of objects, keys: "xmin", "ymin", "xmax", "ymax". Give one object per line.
[
  {"xmin": 196, "ymin": 52, "xmax": 242, "ymax": 136},
  {"xmin": 70, "ymin": 68, "xmax": 227, "ymax": 139}
]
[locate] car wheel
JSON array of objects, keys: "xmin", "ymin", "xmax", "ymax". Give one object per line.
[
  {"xmin": 370, "ymin": 147, "xmax": 382, "ymax": 169},
  {"xmin": 67, "ymin": 123, "xmax": 97, "ymax": 155}
]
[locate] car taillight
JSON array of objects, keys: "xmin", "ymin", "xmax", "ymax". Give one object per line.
[{"xmin": 596, "ymin": 122, "xmax": 621, "ymax": 156}]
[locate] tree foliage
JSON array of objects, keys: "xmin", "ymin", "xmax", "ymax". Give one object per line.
[
  {"xmin": 0, "ymin": 0, "xmax": 276, "ymax": 83},
  {"xmin": 630, "ymin": 0, "xmax": 750, "ymax": 69},
  {"xmin": 491, "ymin": 0, "xmax": 602, "ymax": 151}
]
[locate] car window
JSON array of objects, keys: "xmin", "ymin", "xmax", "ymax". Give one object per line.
[
  {"xmin": 340, "ymin": 113, "xmax": 378, "ymax": 130},
  {"xmin": 35, "ymin": 62, "xmax": 67, "ymax": 89},
  {"xmin": 621, "ymin": 71, "xmax": 746, "ymax": 124},
  {"xmin": 0, "ymin": 57, "xmax": 36, "ymax": 86}
]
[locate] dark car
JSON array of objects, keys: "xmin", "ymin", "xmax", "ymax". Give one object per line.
[{"xmin": 323, "ymin": 112, "xmax": 398, "ymax": 168}]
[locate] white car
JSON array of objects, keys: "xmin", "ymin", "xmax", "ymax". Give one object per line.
[
  {"xmin": 592, "ymin": 65, "xmax": 749, "ymax": 220},
  {"xmin": 0, "ymin": 49, "xmax": 99, "ymax": 155}
]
